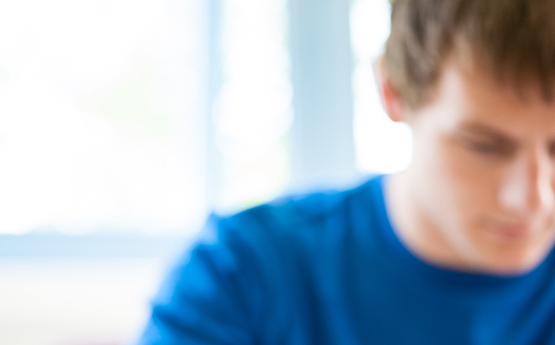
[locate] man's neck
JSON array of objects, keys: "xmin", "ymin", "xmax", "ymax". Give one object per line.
[{"xmin": 383, "ymin": 171, "xmax": 471, "ymax": 272}]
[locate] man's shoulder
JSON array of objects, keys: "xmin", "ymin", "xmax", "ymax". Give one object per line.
[
  {"xmin": 237, "ymin": 177, "xmax": 377, "ymax": 222},
  {"xmin": 219, "ymin": 175, "xmax": 383, "ymax": 239},
  {"xmin": 188, "ymin": 175, "xmax": 386, "ymax": 273}
]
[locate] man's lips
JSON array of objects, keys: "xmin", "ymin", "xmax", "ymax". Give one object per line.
[{"xmin": 485, "ymin": 220, "xmax": 537, "ymax": 240}]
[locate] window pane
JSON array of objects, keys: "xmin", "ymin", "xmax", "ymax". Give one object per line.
[
  {"xmin": 213, "ymin": 0, "xmax": 293, "ymax": 212},
  {"xmin": 0, "ymin": 0, "xmax": 207, "ymax": 235},
  {"xmin": 350, "ymin": 0, "xmax": 412, "ymax": 174}
]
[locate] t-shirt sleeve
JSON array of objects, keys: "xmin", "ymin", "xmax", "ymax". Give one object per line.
[{"xmin": 136, "ymin": 214, "xmax": 266, "ymax": 345}]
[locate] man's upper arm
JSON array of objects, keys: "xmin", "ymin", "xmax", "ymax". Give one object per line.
[{"xmin": 136, "ymin": 214, "xmax": 266, "ymax": 345}]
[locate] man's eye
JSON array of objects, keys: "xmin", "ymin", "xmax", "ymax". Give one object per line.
[
  {"xmin": 548, "ymin": 143, "xmax": 555, "ymax": 157},
  {"xmin": 467, "ymin": 141, "xmax": 511, "ymax": 156}
]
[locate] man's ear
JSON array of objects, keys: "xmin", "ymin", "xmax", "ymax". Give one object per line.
[{"xmin": 373, "ymin": 58, "xmax": 405, "ymax": 123}]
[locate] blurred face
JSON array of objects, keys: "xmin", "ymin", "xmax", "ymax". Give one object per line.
[{"xmin": 398, "ymin": 62, "xmax": 555, "ymax": 275}]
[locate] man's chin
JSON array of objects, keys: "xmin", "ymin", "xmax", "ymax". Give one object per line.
[{"xmin": 475, "ymin": 250, "xmax": 549, "ymax": 277}]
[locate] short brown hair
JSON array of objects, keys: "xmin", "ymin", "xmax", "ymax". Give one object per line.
[{"xmin": 384, "ymin": 0, "xmax": 555, "ymax": 109}]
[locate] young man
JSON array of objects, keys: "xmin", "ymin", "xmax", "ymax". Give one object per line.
[{"xmin": 138, "ymin": 0, "xmax": 555, "ymax": 343}]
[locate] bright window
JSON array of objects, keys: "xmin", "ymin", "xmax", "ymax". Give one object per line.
[
  {"xmin": 213, "ymin": 0, "xmax": 292, "ymax": 213},
  {"xmin": 350, "ymin": 0, "xmax": 412, "ymax": 174},
  {"xmin": 0, "ymin": 0, "xmax": 208, "ymax": 236}
]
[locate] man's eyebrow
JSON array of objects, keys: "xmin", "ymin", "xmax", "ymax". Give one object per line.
[{"xmin": 458, "ymin": 122, "xmax": 517, "ymax": 143}]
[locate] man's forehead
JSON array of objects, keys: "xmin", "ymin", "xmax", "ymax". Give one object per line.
[
  {"xmin": 450, "ymin": 42, "xmax": 555, "ymax": 105},
  {"xmin": 411, "ymin": 59, "xmax": 555, "ymax": 140},
  {"xmin": 435, "ymin": 56, "xmax": 554, "ymax": 109}
]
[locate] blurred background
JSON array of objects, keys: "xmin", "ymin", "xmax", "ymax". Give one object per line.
[{"xmin": 0, "ymin": 0, "xmax": 411, "ymax": 344}]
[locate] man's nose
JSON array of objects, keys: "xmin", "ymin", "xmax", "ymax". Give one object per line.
[{"xmin": 499, "ymin": 150, "xmax": 555, "ymax": 218}]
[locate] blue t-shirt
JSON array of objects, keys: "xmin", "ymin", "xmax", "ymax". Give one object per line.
[{"xmin": 138, "ymin": 175, "xmax": 555, "ymax": 344}]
